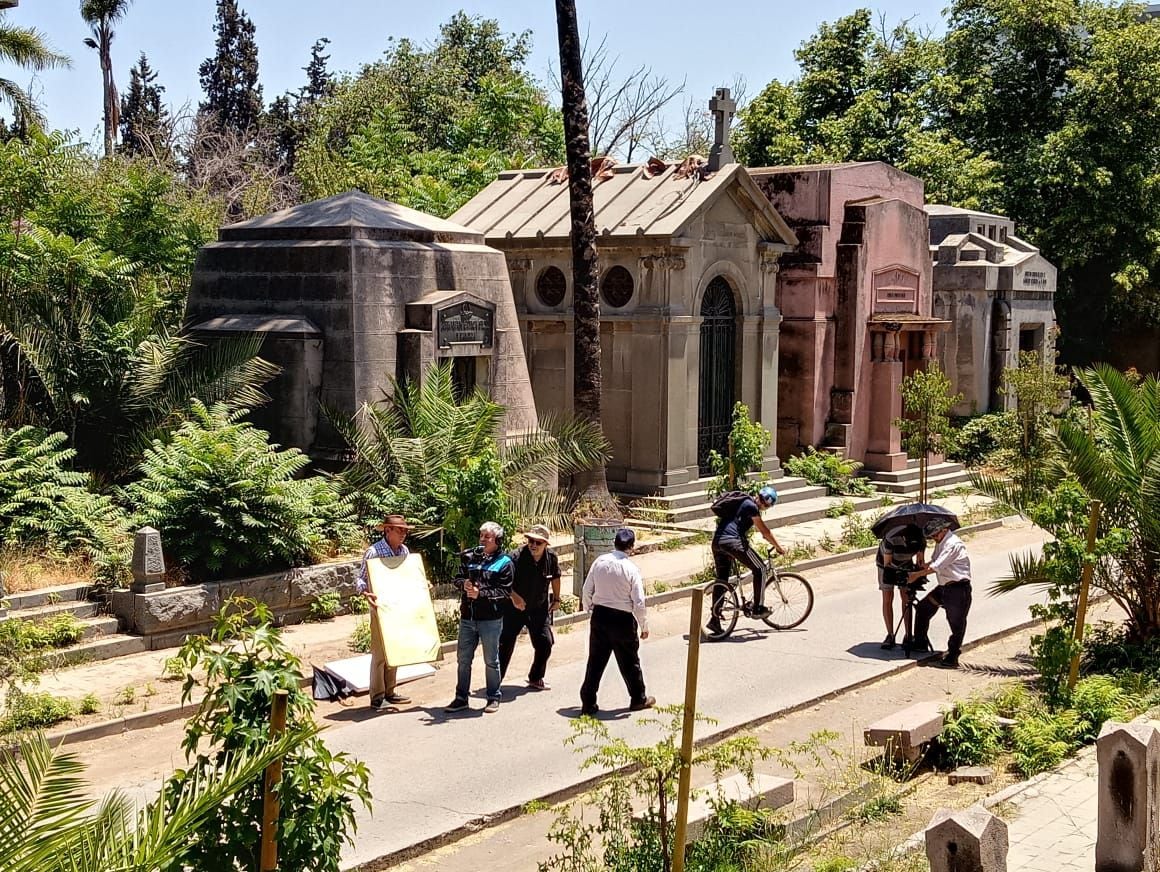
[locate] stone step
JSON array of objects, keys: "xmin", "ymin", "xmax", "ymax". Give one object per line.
[
  {"xmin": 53, "ymin": 633, "xmax": 149, "ymax": 666},
  {"xmin": 675, "ymin": 493, "xmax": 885, "ymax": 531},
  {"xmin": 8, "ymin": 599, "xmax": 102, "ymax": 621},
  {"xmin": 3, "ymin": 582, "xmax": 93, "ymax": 610},
  {"xmin": 648, "ymin": 773, "xmax": 795, "ymax": 844},
  {"xmin": 870, "ymin": 468, "xmax": 974, "ymax": 496},
  {"xmin": 615, "ymin": 467, "xmax": 787, "ymax": 500},
  {"xmin": 865, "ymin": 461, "xmax": 967, "ymax": 484},
  {"xmin": 635, "ymin": 477, "xmax": 828, "ymax": 513}
]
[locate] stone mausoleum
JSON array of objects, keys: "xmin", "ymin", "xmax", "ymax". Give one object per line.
[
  {"xmin": 451, "ymin": 147, "xmax": 798, "ymax": 497},
  {"xmin": 926, "ymin": 205, "xmax": 1058, "ymax": 415},
  {"xmin": 749, "ymin": 162, "xmax": 949, "ymax": 472},
  {"xmin": 185, "ymin": 191, "xmax": 539, "ymax": 458}
]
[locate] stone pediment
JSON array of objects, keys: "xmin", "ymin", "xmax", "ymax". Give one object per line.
[{"xmin": 219, "ymin": 190, "xmax": 483, "ymax": 244}]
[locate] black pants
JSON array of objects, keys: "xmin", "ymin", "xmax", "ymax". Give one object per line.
[
  {"xmin": 580, "ymin": 605, "xmax": 648, "ymax": 709},
  {"xmin": 498, "ymin": 602, "xmax": 554, "ymax": 682},
  {"xmin": 913, "ymin": 582, "xmax": 972, "ymax": 661},
  {"xmin": 712, "ymin": 537, "xmax": 766, "ymax": 610}
]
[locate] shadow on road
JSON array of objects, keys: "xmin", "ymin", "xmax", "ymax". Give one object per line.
[
  {"xmin": 845, "ymin": 641, "xmax": 919, "ymax": 661},
  {"xmin": 555, "ymin": 706, "xmax": 630, "ymax": 722}
]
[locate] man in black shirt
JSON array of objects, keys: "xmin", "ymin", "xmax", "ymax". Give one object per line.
[
  {"xmin": 710, "ymin": 486, "xmax": 785, "ymax": 628},
  {"xmin": 499, "ymin": 524, "xmax": 562, "ymax": 691}
]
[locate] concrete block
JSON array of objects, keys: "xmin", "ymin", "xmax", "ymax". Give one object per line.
[
  {"xmin": 948, "ymin": 766, "xmax": 994, "ymax": 786},
  {"xmin": 130, "ymin": 526, "xmax": 165, "ymax": 593},
  {"xmin": 644, "ymin": 772, "xmax": 794, "ymax": 844},
  {"xmin": 865, "ymin": 701, "xmax": 945, "ymax": 763},
  {"xmin": 1096, "ymin": 720, "xmax": 1160, "ymax": 872},
  {"xmin": 925, "ymin": 805, "xmax": 1008, "ymax": 872}
]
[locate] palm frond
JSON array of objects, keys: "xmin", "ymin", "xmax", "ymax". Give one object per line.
[
  {"xmin": 987, "ymin": 549, "xmax": 1054, "ymax": 596},
  {"xmin": 0, "ymin": 24, "xmax": 70, "ymax": 70}
]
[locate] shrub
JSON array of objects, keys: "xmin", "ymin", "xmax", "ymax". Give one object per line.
[
  {"xmin": 939, "ymin": 698, "xmax": 1004, "ymax": 766},
  {"xmin": 826, "ymin": 499, "xmax": 857, "ymax": 519},
  {"xmin": 126, "ymin": 402, "xmax": 356, "ymax": 580},
  {"xmin": 78, "ymin": 692, "xmax": 100, "ymax": 715},
  {"xmin": 0, "ymin": 426, "xmax": 130, "ymax": 566},
  {"xmin": 347, "ymin": 593, "xmax": 369, "ymax": 615},
  {"xmin": 784, "ymin": 446, "xmax": 875, "ymax": 496},
  {"xmin": 1, "ymin": 689, "xmax": 74, "ymax": 733},
  {"xmin": 556, "ymin": 595, "xmax": 580, "ymax": 616},
  {"xmin": 348, "ymin": 618, "xmax": 372, "ymax": 653},
  {"xmin": 1070, "ymin": 675, "xmax": 1139, "ymax": 741},
  {"xmin": 24, "ymin": 614, "xmax": 85, "ymax": 649},
  {"xmin": 840, "ymin": 514, "xmax": 878, "ymax": 550},
  {"xmin": 1083, "ymin": 621, "xmax": 1160, "ymax": 677},
  {"xmin": 436, "ymin": 607, "xmax": 460, "ymax": 641},
  {"xmin": 309, "ymin": 591, "xmax": 343, "ymax": 621},
  {"xmin": 948, "ymin": 412, "xmax": 1017, "ymax": 466},
  {"xmin": 1011, "ymin": 710, "xmax": 1079, "ymax": 776},
  {"xmin": 705, "ymin": 402, "xmax": 773, "ymax": 499}
]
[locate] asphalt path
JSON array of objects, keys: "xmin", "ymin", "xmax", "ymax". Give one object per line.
[{"xmin": 332, "ymin": 524, "xmax": 1049, "ymax": 868}]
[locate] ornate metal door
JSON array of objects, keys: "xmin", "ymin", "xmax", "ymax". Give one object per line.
[{"xmin": 698, "ymin": 278, "xmax": 737, "ymax": 474}]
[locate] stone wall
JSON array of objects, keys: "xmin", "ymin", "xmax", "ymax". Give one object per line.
[{"xmin": 111, "ymin": 560, "xmax": 360, "ymax": 650}]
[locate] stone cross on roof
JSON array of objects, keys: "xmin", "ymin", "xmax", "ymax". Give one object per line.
[{"xmin": 707, "ymin": 87, "xmax": 736, "ymax": 171}]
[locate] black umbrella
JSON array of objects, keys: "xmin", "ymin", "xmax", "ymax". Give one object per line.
[{"xmin": 871, "ymin": 503, "xmax": 960, "ymax": 539}]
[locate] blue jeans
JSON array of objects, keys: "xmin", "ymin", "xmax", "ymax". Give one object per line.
[{"xmin": 455, "ymin": 618, "xmax": 503, "ymax": 702}]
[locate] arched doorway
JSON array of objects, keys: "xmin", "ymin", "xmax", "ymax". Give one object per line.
[{"xmin": 698, "ymin": 277, "xmax": 737, "ymax": 474}]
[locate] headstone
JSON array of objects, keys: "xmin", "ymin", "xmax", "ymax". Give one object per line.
[
  {"xmin": 925, "ymin": 805, "xmax": 1008, "ymax": 872},
  {"xmin": 130, "ymin": 526, "xmax": 166, "ymax": 594},
  {"xmin": 1096, "ymin": 721, "xmax": 1160, "ymax": 872},
  {"xmin": 707, "ymin": 88, "xmax": 736, "ymax": 171}
]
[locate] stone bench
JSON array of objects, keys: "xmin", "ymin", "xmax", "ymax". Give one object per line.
[
  {"xmin": 864, "ymin": 701, "xmax": 946, "ymax": 765},
  {"xmin": 641, "ymin": 772, "xmax": 795, "ymax": 844}
]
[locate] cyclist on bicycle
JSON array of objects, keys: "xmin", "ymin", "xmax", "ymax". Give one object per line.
[{"xmin": 710, "ymin": 486, "xmax": 787, "ymax": 626}]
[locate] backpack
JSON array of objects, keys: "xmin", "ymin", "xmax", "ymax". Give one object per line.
[{"xmin": 711, "ymin": 490, "xmax": 752, "ymax": 519}]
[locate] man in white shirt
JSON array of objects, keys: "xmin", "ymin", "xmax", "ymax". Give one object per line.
[
  {"xmin": 579, "ymin": 528, "xmax": 656, "ymax": 716},
  {"xmin": 908, "ymin": 518, "xmax": 973, "ymax": 669}
]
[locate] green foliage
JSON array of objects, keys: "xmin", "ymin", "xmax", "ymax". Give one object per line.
[
  {"xmin": 198, "ymin": 0, "xmax": 263, "ymax": 136},
  {"xmin": 347, "ymin": 618, "xmax": 371, "ymax": 654},
  {"xmin": 949, "ymin": 412, "xmax": 1018, "ymax": 466},
  {"xmin": 0, "ymin": 690, "xmax": 73, "ymax": 734},
  {"xmin": 784, "ymin": 446, "xmax": 874, "ymax": 496},
  {"xmin": 1011, "ymin": 710, "xmax": 1079, "ymax": 777},
  {"xmin": 556, "ymin": 595, "xmax": 579, "ymax": 616},
  {"xmin": 1070, "ymin": 675, "xmax": 1139, "ymax": 742},
  {"xmin": 22, "ymin": 614, "xmax": 83, "ymax": 649},
  {"xmin": 938, "ymin": 698, "xmax": 1003, "ymax": 767},
  {"xmin": 1083, "ymin": 622, "xmax": 1160, "ymax": 678},
  {"xmin": 896, "ymin": 363, "xmax": 962, "ymax": 503},
  {"xmin": 334, "ymin": 362, "xmax": 609, "ymax": 580},
  {"xmin": 839, "ymin": 513, "xmax": 878, "ymax": 550},
  {"xmin": 705, "ymin": 402, "xmax": 773, "ymax": 499},
  {"xmin": 847, "ymin": 793, "xmax": 903, "ymax": 823},
  {"xmin": 126, "ymin": 401, "xmax": 358, "ymax": 580},
  {"xmin": 308, "ymin": 591, "xmax": 342, "ymax": 621},
  {"xmin": 164, "ymin": 598, "xmax": 371, "ymax": 872},
  {"xmin": 826, "ymin": 499, "xmax": 856, "ymax": 519},
  {"xmin": 347, "ymin": 593, "xmax": 369, "ymax": 615},
  {"xmin": 436, "ymin": 608, "xmax": 461, "ymax": 642},
  {"xmin": 77, "ymin": 693, "xmax": 99, "ymax": 715}
]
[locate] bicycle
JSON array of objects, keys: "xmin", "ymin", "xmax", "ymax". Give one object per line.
[{"xmin": 701, "ymin": 556, "xmax": 814, "ymax": 640}]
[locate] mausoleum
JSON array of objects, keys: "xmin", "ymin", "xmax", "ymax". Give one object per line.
[
  {"xmin": 451, "ymin": 100, "xmax": 798, "ymax": 497},
  {"xmin": 185, "ymin": 191, "xmax": 539, "ymax": 458},
  {"xmin": 926, "ymin": 205, "xmax": 1058, "ymax": 415},
  {"xmin": 750, "ymin": 162, "xmax": 948, "ymax": 471}
]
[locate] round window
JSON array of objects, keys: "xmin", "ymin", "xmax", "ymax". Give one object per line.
[
  {"xmin": 535, "ymin": 266, "xmax": 567, "ymax": 307},
  {"xmin": 601, "ymin": 265, "xmax": 635, "ymax": 308}
]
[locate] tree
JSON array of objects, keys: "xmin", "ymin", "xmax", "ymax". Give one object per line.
[
  {"xmin": 895, "ymin": 362, "xmax": 962, "ymax": 503},
  {"xmin": 80, "ymin": 0, "xmax": 131, "ymax": 157},
  {"xmin": 997, "ymin": 349, "xmax": 1070, "ymax": 505},
  {"xmin": 555, "ymin": 0, "xmax": 617, "ymax": 517},
  {"xmin": 198, "ymin": 0, "xmax": 262, "ymax": 137},
  {"xmin": 264, "ymin": 37, "xmax": 332, "ymax": 171},
  {"xmin": 0, "ymin": 13, "xmax": 69, "ymax": 131},
  {"xmin": 119, "ymin": 52, "xmax": 169, "ymax": 159}
]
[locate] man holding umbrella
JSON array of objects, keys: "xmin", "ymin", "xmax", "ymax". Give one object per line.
[{"xmin": 907, "ymin": 517, "xmax": 972, "ymax": 669}]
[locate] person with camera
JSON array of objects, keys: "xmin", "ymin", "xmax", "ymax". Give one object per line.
[
  {"xmin": 876, "ymin": 523, "xmax": 925, "ymax": 650},
  {"xmin": 908, "ymin": 518, "xmax": 972, "ymax": 669},
  {"xmin": 499, "ymin": 524, "xmax": 561, "ymax": 691},
  {"xmin": 708, "ymin": 486, "xmax": 786, "ymax": 633},
  {"xmin": 356, "ymin": 514, "xmax": 415, "ymax": 710},
  {"xmin": 445, "ymin": 521, "xmax": 515, "ymax": 714}
]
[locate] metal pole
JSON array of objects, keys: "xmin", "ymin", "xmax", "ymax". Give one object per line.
[
  {"xmin": 1067, "ymin": 500, "xmax": 1102, "ymax": 692},
  {"xmin": 672, "ymin": 585, "xmax": 705, "ymax": 872},
  {"xmin": 260, "ymin": 689, "xmax": 290, "ymax": 871}
]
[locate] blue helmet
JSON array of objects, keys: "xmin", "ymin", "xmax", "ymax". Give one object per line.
[{"xmin": 758, "ymin": 486, "xmax": 778, "ymax": 507}]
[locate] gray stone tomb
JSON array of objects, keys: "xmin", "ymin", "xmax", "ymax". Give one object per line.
[
  {"xmin": 187, "ymin": 190, "xmax": 539, "ymax": 460},
  {"xmin": 925, "ymin": 805, "xmax": 1008, "ymax": 872},
  {"xmin": 1096, "ymin": 720, "xmax": 1160, "ymax": 872}
]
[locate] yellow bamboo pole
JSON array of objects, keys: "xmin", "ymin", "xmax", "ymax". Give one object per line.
[
  {"xmin": 260, "ymin": 689, "xmax": 290, "ymax": 871},
  {"xmin": 1067, "ymin": 500, "xmax": 1102, "ymax": 692},
  {"xmin": 672, "ymin": 585, "xmax": 705, "ymax": 872}
]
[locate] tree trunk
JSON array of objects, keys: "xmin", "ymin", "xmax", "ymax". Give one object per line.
[{"xmin": 554, "ymin": 0, "xmax": 619, "ymax": 519}]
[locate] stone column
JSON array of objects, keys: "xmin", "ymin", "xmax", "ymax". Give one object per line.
[
  {"xmin": 130, "ymin": 526, "xmax": 166, "ymax": 594},
  {"xmin": 1097, "ymin": 721, "xmax": 1160, "ymax": 872},
  {"xmin": 863, "ymin": 326, "xmax": 908, "ymax": 472},
  {"xmin": 925, "ymin": 805, "xmax": 1008, "ymax": 872},
  {"xmin": 758, "ymin": 257, "xmax": 782, "ymax": 471}
]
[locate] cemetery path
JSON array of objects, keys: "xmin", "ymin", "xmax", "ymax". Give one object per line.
[{"xmin": 67, "ymin": 522, "xmax": 1051, "ymax": 870}]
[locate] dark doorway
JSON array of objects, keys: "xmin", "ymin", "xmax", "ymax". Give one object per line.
[
  {"xmin": 451, "ymin": 356, "xmax": 477, "ymax": 403},
  {"xmin": 698, "ymin": 277, "xmax": 737, "ymax": 474}
]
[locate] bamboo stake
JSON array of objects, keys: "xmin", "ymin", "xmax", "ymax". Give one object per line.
[
  {"xmin": 1067, "ymin": 500, "xmax": 1102, "ymax": 691},
  {"xmin": 260, "ymin": 689, "xmax": 290, "ymax": 871},
  {"xmin": 672, "ymin": 585, "xmax": 705, "ymax": 872}
]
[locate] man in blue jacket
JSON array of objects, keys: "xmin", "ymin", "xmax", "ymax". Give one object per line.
[{"xmin": 445, "ymin": 521, "xmax": 514, "ymax": 714}]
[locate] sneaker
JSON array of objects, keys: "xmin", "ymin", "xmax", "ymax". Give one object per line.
[
  {"xmin": 384, "ymin": 692, "xmax": 411, "ymax": 705},
  {"xmin": 527, "ymin": 679, "xmax": 550, "ymax": 691},
  {"xmin": 370, "ymin": 694, "xmax": 385, "ymax": 709},
  {"xmin": 483, "ymin": 699, "xmax": 500, "ymax": 713},
  {"xmin": 629, "ymin": 696, "xmax": 657, "ymax": 712},
  {"xmin": 579, "ymin": 705, "xmax": 599, "ymax": 717},
  {"xmin": 880, "ymin": 634, "xmax": 896, "ymax": 651},
  {"xmin": 444, "ymin": 698, "xmax": 469, "ymax": 713},
  {"xmin": 751, "ymin": 604, "xmax": 772, "ymax": 619},
  {"xmin": 934, "ymin": 658, "xmax": 960, "ymax": 670}
]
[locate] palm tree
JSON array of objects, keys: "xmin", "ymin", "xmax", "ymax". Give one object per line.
[
  {"xmin": 0, "ymin": 13, "xmax": 69, "ymax": 131},
  {"xmin": 80, "ymin": 0, "xmax": 132, "ymax": 157},
  {"xmin": 554, "ymin": 0, "xmax": 618, "ymax": 517},
  {"xmin": 0, "ymin": 727, "xmax": 311, "ymax": 872}
]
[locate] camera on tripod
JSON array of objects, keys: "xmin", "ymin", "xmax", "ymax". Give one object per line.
[{"xmin": 882, "ymin": 559, "xmax": 927, "ymax": 592}]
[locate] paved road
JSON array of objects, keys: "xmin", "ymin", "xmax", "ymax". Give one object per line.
[{"xmin": 331, "ymin": 524, "xmax": 1049, "ymax": 868}]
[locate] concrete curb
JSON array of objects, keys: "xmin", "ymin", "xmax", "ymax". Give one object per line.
[{"xmin": 51, "ymin": 517, "xmax": 1016, "ymax": 748}]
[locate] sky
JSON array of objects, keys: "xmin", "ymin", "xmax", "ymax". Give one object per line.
[{"xmin": 10, "ymin": 0, "xmax": 950, "ymax": 146}]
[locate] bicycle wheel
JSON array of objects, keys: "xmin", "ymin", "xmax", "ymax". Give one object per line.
[
  {"xmin": 762, "ymin": 572, "xmax": 814, "ymax": 630},
  {"xmin": 702, "ymin": 581, "xmax": 740, "ymax": 640}
]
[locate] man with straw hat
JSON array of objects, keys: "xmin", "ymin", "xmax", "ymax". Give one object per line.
[
  {"xmin": 499, "ymin": 524, "xmax": 562, "ymax": 691},
  {"xmin": 357, "ymin": 514, "xmax": 415, "ymax": 709}
]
